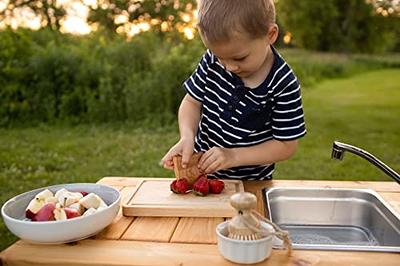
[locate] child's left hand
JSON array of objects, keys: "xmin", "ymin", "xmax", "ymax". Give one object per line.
[{"xmin": 198, "ymin": 147, "xmax": 235, "ymax": 174}]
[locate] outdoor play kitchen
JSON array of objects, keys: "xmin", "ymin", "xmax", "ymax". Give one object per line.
[{"xmin": 1, "ymin": 141, "xmax": 399, "ymax": 265}]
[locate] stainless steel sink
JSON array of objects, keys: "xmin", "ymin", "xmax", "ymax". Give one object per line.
[{"xmin": 263, "ymin": 187, "xmax": 400, "ymax": 252}]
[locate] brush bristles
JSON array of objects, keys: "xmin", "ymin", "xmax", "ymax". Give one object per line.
[{"xmin": 228, "ymin": 233, "xmax": 261, "ymax": 241}]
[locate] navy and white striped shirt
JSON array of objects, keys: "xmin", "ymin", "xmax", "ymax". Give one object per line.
[{"xmin": 183, "ymin": 46, "xmax": 306, "ymax": 180}]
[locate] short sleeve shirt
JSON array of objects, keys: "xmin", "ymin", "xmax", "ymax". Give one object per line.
[{"xmin": 183, "ymin": 46, "xmax": 306, "ymax": 180}]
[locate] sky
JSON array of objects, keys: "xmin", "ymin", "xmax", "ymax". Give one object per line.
[{"xmin": 0, "ymin": 0, "xmax": 95, "ymax": 34}]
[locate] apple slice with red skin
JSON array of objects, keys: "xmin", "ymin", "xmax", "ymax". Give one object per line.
[
  {"xmin": 32, "ymin": 202, "xmax": 56, "ymax": 221},
  {"xmin": 64, "ymin": 207, "xmax": 81, "ymax": 219},
  {"xmin": 25, "ymin": 198, "xmax": 45, "ymax": 219}
]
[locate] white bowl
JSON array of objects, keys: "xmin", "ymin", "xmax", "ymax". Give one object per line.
[
  {"xmin": 216, "ymin": 221, "xmax": 276, "ymax": 264},
  {"xmin": 1, "ymin": 183, "xmax": 120, "ymax": 244}
]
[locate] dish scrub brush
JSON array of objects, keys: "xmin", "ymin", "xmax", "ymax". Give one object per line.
[{"xmin": 228, "ymin": 192, "xmax": 292, "ymax": 253}]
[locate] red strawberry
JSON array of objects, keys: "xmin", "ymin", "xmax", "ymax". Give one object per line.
[
  {"xmin": 176, "ymin": 178, "xmax": 190, "ymax": 193},
  {"xmin": 80, "ymin": 191, "xmax": 88, "ymax": 197},
  {"xmin": 192, "ymin": 175, "xmax": 209, "ymax": 196},
  {"xmin": 209, "ymin": 179, "xmax": 225, "ymax": 194},
  {"xmin": 170, "ymin": 179, "xmax": 190, "ymax": 194},
  {"xmin": 170, "ymin": 180, "xmax": 178, "ymax": 193}
]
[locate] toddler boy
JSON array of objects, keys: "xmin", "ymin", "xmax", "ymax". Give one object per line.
[{"xmin": 162, "ymin": 0, "xmax": 306, "ymax": 180}]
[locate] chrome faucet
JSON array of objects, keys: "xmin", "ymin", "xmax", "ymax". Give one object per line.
[{"xmin": 331, "ymin": 141, "xmax": 400, "ymax": 184}]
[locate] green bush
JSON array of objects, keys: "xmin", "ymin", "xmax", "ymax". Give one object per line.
[
  {"xmin": 125, "ymin": 39, "xmax": 204, "ymax": 125},
  {"xmin": 0, "ymin": 28, "xmax": 399, "ymax": 127},
  {"xmin": 0, "ymin": 29, "xmax": 33, "ymax": 124},
  {"xmin": 86, "ymin": 34, "xmax": 155, "ymax": 122}
]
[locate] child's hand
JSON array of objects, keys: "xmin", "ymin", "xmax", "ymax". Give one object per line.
[
  {"xmin": 161, "ymin": 138, "xmax": 195, "ymax": 170},
  {"xmin": 198, "ymin": 147, "xmax": 235, "ymax": 174}
]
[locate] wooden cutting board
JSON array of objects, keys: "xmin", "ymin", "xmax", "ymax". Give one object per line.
[{"xmin": 122, "ymin": 178, "xmax": 244, "ymax": 217}]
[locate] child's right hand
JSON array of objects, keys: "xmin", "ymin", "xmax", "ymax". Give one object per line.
[{"xmin": 161, "ymin": 138, "xmax": 195, "ymax": 170}]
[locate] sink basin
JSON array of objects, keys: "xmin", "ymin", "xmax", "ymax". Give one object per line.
[{"xmin": 263, "ymin": 187, "xmax": 400, "ymax": 252}]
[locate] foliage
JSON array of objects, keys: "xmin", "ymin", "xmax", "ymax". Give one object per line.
[
  {"xmin": 124, "ymin": 38, "xmax": 204, "ymax": 125},
  {"xmin": 0, "ymin": 28, "xmax": 34, "ymax": 125},
  {"xmin": 88, "ymin": 0, "xmax": 195, "ymax": 34},
  {"xmin": 0, "ymin": 0, "xmax": 66, "ymax": 31},
  {"xmin": 0, "ymin": 28, "xmax": 400, "ymax": 126},
  {"xmin": 0, "ymin": 28, "xmax": 204, "ymax": 126},
  {"xmin": 1, "ymin": 1, "xmax": 399, "ymax": 53},
  {"xmin": 277, "ymin": 0, "xmax": 400, "ymax": 53}
]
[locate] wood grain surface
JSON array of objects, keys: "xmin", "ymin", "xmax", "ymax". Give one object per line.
[
  {"xmin": 122, "ymin": 178, "xmax": 244, "ymax": 217},
  {"xmin": 1, "ymin": 177, "xmax": 399, "ymax": 266}
]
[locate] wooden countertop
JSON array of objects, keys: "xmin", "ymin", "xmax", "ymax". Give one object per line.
[{"xmin": 1, "ymin": 177, "xmax": 399, "ymax": 266}]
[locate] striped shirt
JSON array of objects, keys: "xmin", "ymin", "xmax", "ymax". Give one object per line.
[{"xmin": 183, "ymin": 46, "xmax": 306, "ymax": 180}]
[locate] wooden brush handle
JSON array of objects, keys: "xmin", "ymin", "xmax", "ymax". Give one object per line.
[
  {"xmin": 172, "ymin": 153, "xmax": 203, "ymax": 185},
  {"xmin": 230, "ymin": 192, "xmax": 257, "ymax": 211}
]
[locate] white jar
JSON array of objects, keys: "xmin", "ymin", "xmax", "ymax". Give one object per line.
[{"xmin": 216, "ymin": 220, "xmax": 277, "ymax": 264}]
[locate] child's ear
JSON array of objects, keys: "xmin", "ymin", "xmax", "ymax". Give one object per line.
[{"xmin": 266, "ymin": 24, "xmax": 279, "ymax": 44}]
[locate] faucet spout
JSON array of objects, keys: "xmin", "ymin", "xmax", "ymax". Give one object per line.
[{"xmin": 331, "ymin": 141, "xmax": 400, "ymax": 184}]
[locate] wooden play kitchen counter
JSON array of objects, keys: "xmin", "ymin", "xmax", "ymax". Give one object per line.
[{"xmin": 1, "ymin": 177, "xmax": 399, "ymax": 266}]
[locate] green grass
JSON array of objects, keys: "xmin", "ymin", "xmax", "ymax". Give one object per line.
[
  {"xmin": 280, "ymin": 49, "xmax": 400, "ymax": 87},
  {"xmin": 0, "ymin": 125, "xmax": 180, "ymax": 251},
  {"xmin": 277, "ymin": 69, "xmax": 400, "ymax": 180},
  {"xmin": 1, "ymin": 69, "xmax": 400, "ymax": 251}
]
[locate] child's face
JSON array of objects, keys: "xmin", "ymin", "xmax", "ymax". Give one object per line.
[{"xmin": 203, "ymin": 27, "xmax": 277, "ymax": 79}]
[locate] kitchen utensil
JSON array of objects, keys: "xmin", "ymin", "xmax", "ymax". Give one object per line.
[
  {"xmin": 173, "ymin": 153, "xmax": 203, "ymax": 185},
  {"xmin": 227, "ymin": 192, "xmax": 292, "ymax": 252},
  {"xmin": 122, "ymin": 178, "xmax": 244, "ymax": 217}
]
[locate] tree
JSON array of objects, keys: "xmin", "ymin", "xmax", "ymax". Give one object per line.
[
  {"xmin": 87, "ymin": 0, "xmax": 196, "ymax": 37},
  {"xmin": 0, "ymin": 0, "xmax": 67, "ymax": 31},
  {"xmin": 277, "ymin": 0, "xmax": 400, "ymax": 53}
]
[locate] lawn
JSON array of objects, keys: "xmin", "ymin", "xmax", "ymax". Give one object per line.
[
  {"xmin": 1, "ymin": 68, "xmax": 400, "ymax": 251},
  {"xmin": 278, "ymin": 68, "xmax": 400, "ymax": 180}
]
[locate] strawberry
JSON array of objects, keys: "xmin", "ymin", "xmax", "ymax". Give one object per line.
[
  {"xmin": 170, "ymin": 179, "xmax": 190, "ymax": 194},
  {"xmin": 209, "ymin": 179, "xmax": 225, "ymax": 194},
  {"xmin": 176, "ymin": 178, "xmax": 191, "ymax": 193},
  {"xmin": 192, "ymin": 175, "xmax": 209, "ymax": 196},
  {"xmin": 170, "ymin": 180, "xmax": 178, "ymax": 193}
]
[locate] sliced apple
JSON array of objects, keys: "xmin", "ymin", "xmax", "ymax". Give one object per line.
[
  {"xmin": 55, "ymin": 189, "xmax": 83, "ymax": 207},
  {"xmin": 35, "ymin": 189, "xmax": 53, "ymax": 200},
  {"xmin": 79, "ymin": 193, "xmax": 104, "ymax": 209},
  {"xmin": 82, "ymin": 207, "xmax": 97, "ymax": 217},
  {"xmin": 53, "ymin": 204, "xmax": 67, "ymax": 221},
  {"xmin": 45, "ymin": 196, "xmax": 58, "ymax": 204},
  {"xmin": 64, "ymin": 193, "xmax": 83, "ymax": 207},
  {"xmin": 32, "ymin": 202, "xmax": 56, "ymax": 221},
  {"xmin": 26, "ymin": 189, "xmax": 55, "ymax": 219},
  {"xmin": 54, "ymin": 188, "xmax": 68, "ymax": 205},
  {"xmin": 54, "ymin": 188, "xmax": 68, "ymax": 198},
  {"xmin": 64, "ymin": 207, "xmax": 81, "ymax": 219},
  {"xmin": 25, "ymin": 198, "xmax": 45, "ymax": 219},
  {"xmin": 68, "ymin": 202, "xmax": 84, "ymax": 214}
]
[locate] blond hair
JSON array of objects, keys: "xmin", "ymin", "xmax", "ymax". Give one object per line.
[{"xmin": 197, "ymin": 0, "xmax": 276, "ymax": 43}]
